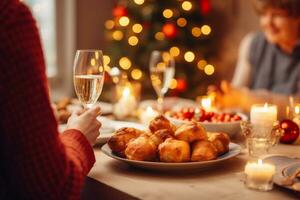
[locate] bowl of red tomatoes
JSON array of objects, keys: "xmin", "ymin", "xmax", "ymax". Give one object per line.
[{"xmin": 166, "ymin": 107, "xmax": 247, "ymax": 138}]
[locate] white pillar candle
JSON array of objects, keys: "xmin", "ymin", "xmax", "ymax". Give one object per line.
[
  {"xmin": 250, "ymin": 103, "xmax": 277, "ymax": 125},
  {"xmin": 244, "ymin": 159, "xmax": 276, "ymax": 191},
  {"xmin": 140, "ymin": 106, "xmax": 159, "ymax": 125},
  {"xmin": 114, "ymin": 87, "xmax": 137, "ymax": 119}
]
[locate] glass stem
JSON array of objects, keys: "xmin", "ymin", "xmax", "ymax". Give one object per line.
[{"xmin": 157, "ymin": 95, "xmax": 164, "ymax": 114}]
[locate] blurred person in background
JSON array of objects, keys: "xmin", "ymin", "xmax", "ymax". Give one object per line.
[
  {"xmin": 211, "ymin": 0, "xmax": 300, "ymax": 119},
  {"xmin": 0, "ymin": 0, "xmax": 101, "ymax": 199}
]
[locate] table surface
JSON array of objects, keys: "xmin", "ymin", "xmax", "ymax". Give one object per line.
[{"xmin": 85, "ymin": 140, "xmax": 300, "ymax": 200}]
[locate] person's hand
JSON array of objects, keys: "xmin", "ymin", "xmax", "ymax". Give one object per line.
[{"xmin": 66, "ymin": 105, "xmax": 102, "ymax": 145}]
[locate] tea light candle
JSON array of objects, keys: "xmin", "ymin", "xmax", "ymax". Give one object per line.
[
  {"xmin": 114, "ymin": 87, "xmax": 137, "ymax": 119},
  {"xmin": 250, "ymin": 103, "xmax": 277, "ymax": 126},
  {"xmin": 244, "ymin": 159, "xmax": 276, "ymax": 191},
  {"xmin": 140, "ymin": 106, "xmax": 159, "ymax": 125},
  {"xmin": 201, "ymin": 96, "xmax": 214, "ymax": 111}
]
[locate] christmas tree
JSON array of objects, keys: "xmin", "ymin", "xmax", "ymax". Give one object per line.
[{"xmin": 104, "ymin": 0, "xmax": 218, "ymax": 99}]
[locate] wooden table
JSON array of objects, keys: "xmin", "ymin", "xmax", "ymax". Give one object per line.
[{"xmin": 81, "ymin": 141, "xmax": 300, "ymax": 200}]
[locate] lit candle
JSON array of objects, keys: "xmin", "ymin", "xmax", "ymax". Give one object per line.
[
  {"xmin": 140, "ymin": 106, "xmax": 159, "ymax": 125},
  {"xmin": 250, "ymin": 103, "xmax": 277, "ymax": 126},
  {"xmin": 113, "ymin": 87, "xmax": 137, "ymax": 119},
  {"xmin": 201, "ymin": 95, "xmax": 214, "ymax": 111},
  {"xmin": 244, "ymin": 159, "xmax": 276, "ymax": 191},
  {"xmin": 293, "ymin": 104, "xmax": 300, "ymax": 127}
]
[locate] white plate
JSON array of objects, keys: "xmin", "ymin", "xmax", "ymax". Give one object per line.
[
  {"xmin": 168, "ymin": 113, "xmax": 248, "ymax": 138},
  {"xmin": 96, "ymin": 117, "xmax": 146, "ymax": 144},
  {"xmin": 101, "ymin": 143, "xmax": 241, "ymax": 171},
  {"xmin": 59, "ymin": 117, "xmax": 146, "ymax": 144}
]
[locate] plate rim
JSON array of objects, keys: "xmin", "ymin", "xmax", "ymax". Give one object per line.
[{"xmin": 101, "ymin": 142, "xmax": 241, "ymax": 167}]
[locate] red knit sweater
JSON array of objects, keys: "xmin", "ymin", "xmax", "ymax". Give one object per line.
[{"xmin": 0, "ymin": 1, "xmax": 95, "ymax": 199}]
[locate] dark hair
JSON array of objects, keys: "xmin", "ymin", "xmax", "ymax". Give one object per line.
[{"xmin": 252, "ymin": 0, "xmax": 300, "ymax": 17}]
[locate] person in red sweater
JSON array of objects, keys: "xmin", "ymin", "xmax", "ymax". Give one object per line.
[{"xmin": 0, "ymin": 0, "xmax": 101, "ymax": 199}]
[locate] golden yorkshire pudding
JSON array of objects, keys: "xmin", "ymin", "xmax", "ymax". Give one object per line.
[
  {"xmin": 158, "ymin": 138, "xmax": 190, "ymax": 162},
  {"xmin": 107, "ymin": 127, "xmax": 144, "ymax": 157},
  {"xmin": 208, "ymin": 132, "xmax": 230, "ymax": 156},
  {"xmin": 149, "ymin": 129, "xmax": 174, "ymax": 146},
  {"xmin": 191, "ymin": 140, "xmax": 218, "ymax": 162},
  {"xmin": 149, "ymin": 115, "xmax": 176, "ymax": 134},
  {"xmin": 125, "ymin": 134, "xmax": 157, "ymax": 161},
  {"xmin": 175, "ymin": 121, "xmax": 207, "ymax": 143}
]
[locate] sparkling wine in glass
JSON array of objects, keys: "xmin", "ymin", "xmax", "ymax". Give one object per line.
[
  {"xmin": 149, "ymin": 50, "xmax": 175, "ymax": 113},
  {"xmin": 73, "ymin": 50, "xmax": 105, "ymax": 108}
]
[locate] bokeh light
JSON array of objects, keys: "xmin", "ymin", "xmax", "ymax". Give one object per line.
[
  {"xmin": 197, "ymin": 59, "xmax": 207, "ymax": 70},
  {"xmin": 201, "ymin": 25, "xmax": 211, "ymax": 35},
  {"xmin": 169, "ymin": 78, "xmax": 178, "ymax": 89},
  {"xmin": 131, "ymin": 69, "xmax": 143, "ymax": 80},
  {"xmin": 119, "ymin": 57, "xmax": 132, "ymax": 70},
  {"xmin": 134, "ymin": 0, "xmax": 145, "ymax": 5},
  {"xmin": 112, "ymin": 30, "xmax": 124, "ymax": 40},
  {"xmin": 163, "ymin": 9, "xmax": 173, "ymax": 18},
  {"xmin": 191, "ymin": 27, "xmax": 201, "ymax": 37},
  {"xmin": 155, "ymin": 32, "xmax": 165, "ymax": 40},
  {"xmin": 119, "ymin": 16, "xmax": 130, "ymax": 26},
  {"xmin": 177, "ymin": 17, "xmax": 187, "ymax": 27},
  {"xmin": 204, "ymin": 64, "xmax": 215, "ymax": 75},
  {"xmin": 128, "ymin": 36, "xmax": 139, "ymax": 46},
  {"xmin": 184, "ymin": 51, "xmax": 195, "ymax": 62},
  {"xmin": 182, "ymin": 1, "xmax": 192, "ymax": 11},
  {"xmin": 105, "ymin": 20, "xmax": 114, "ymax": 30},
  {"xmin": 169, "ymin": 46, "xmax": 180, "ymax": 57},
  {"xmin": 132, "ymin": 23, "xmax": 143, "ymax": 33}
]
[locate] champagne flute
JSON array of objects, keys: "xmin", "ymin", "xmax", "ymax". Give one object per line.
[
  {"xmin": 73, "ymin": 50, "xmax": 105, "ymax": 108},
  {"xmin": 149, "ymin": 50, "xmax": 175, "ymax": 113}
]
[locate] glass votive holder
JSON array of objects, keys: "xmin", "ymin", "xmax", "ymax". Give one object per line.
[
  {"xmin": 244, "ymin": 159, "xmax": 276, "ymax": 191},
  {"xmin": 247, "ymin": 137, "xmax": 270, "ymax": 158}
]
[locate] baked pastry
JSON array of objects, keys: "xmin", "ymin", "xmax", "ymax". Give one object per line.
[
  {"xmin": 149, "ymin": 129, "xmax": 174, "ymax": 146},
  {"xmin": 175, "ymin": 121, "xmax": 207, "ymax": 143},
  {"xmin": 191, "ymin": 140, "xmax": 218, "ymax": 162},
  {"xmin": 107, "ymin": 127, "xmax": 144, "ymax": 157},
  {"xmin": 149, "ymin": 115, "xmax": 176, "ymax": 135},
  {"xmin": 208, "ymin": 132, "xmax": 230, "ymax": 156},
  {"xmin": 125, "ymin": 134, "xmax": 157, "ymax": 161},
  {"xmin": 158, "ymin": 138, "xmax": 190, "ymax": 162}
]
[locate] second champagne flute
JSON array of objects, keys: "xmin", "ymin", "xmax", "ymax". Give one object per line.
[
  {"xmin": 73, "ymin": 50, "xmax": 105, "ymax": 108},
  {"xmin": 149, "ymin": 50, "xmax": 175, "ymax": 113}
]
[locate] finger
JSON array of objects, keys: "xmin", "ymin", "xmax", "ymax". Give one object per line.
[
  {"xmin": 71, "ymin": 109, "xmax": 82, "ymax": 116},
  {"xmin": 82, "ymin": 105, "xmax": 101, "ymax": 117}
]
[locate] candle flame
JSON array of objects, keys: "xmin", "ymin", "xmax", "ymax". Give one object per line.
[
  {"xmin": 122, "ymin": 87, "xmax": 131, "ymax": 97},
  {"xmin": 258, "ymin": 159, "xmax": 263, "ymax": 165},
  {"xmin": 201, "ymin": 97, "xmax": 212, "ymax": 110},
  {"xmin": 295, "ymin": 106, "xmax": 300, "ymax": 115},
  {"xmin": 146, "ymin": 106, "xmax": 153, "ymax": 113}
]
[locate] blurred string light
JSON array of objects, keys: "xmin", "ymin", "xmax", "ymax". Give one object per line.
[
  {"xmin": 128, "ymin": 36, "xmax": 139, "ymax": 46},
  {"xmin": 119, "ymin": 57, "xmax": 132, "ymax": 70},
  {"xmin": 131, "ymin": 69, "xmax": 143, "ymax": 80},
  {"xmin": 204, "ymin": 64, "xmax": 215, "ymax": 75},
  {"xmin": 155, "ymin": 32, "xmax": 164, "ymax": 40},
  {"xmin": 197, "ymin": 59, "xmax": 207, "ymax": 70},
  {"xmin": 163, "ymin": 9, "xmax": 173, "ymax": 18},
  {"xmin": 182, "ymin": 1, "xmax": 192, "ymax": 11},
  {"xmin": 112, "ymin": 30, "xmax": 123, "ymax": 40},
  {"xmin": 132, "ymin": 23, "xmax": 143, "ymax": 33},
  {"xmin": 191, "ymin": 27, "xmax": 201, "ymax": 37},
  {"xmin": 105, "ymin": 20, "xmax": 115, "ymax": 30},
  {"xmin": 119, "ymin": 16, "xmax": 130, "ymax": 26},
  {"xmin": 169, "ymin": 78, "xmax": 177, "ymax": 89},
  {"xmin": 184, "ymin": 51, "xmax": 195, "ymax": 62},
  {"xmin": 177, "ymin": 17, "xmax": 187, "ymax": 27},
  {"xmin": 169, "ymin": 46, "xmax": 180, "ymax": 57},
  {"xmin": 133, "ymin": 0, "xmax": 145, "ymax": 5},
  {"xmin": 201, "ymin": 25, "xmax": 211, "ymax": 35},
  {"xmin": 103, "ymin": 55, "xmax": 111, "ymax": 66}
]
